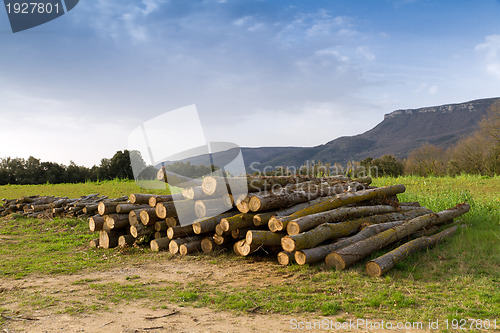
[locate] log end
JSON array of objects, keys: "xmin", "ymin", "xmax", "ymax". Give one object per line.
[
  {"xmin": 201, "ymin": 237, "xmax": 215, "ymax": 253},
  {"xmin": 192, "ymin": 222, "xmax": 202, "ymax": 234},
  {"xmin": 129, "ymin": 194, "xmax": 137, "ymax": 204},
  {"xmin": 366, "ymin": 261, "xmax": 383, "ymax": 277},
  {"xmin": 219, "ymin": 219, "xmax": 230, "ymax": 232},
  {"xmin": 277, "ymin": 251, "xmax": 293, "ymax": 266},
  {"xmin": 294, "ymin": 251, "xmax": 307, "ymax": 265},
  {"xmin": 97, "ymin": 202, "xmax": 106, "ymax": 216},
  {"xmin": 150, "ymin": 239, "xmax": 160, "ymax": 252},
  {"xmin": 148, "ymin": 196, "xmax": 157, "ymax": 207},
  {"xmin": 179, "ymin": 244, "xmax": 188, "ymax": 256},
  {"xmin": 248, "ymin": 196, "xmax": 261, "ymax": 212},
  {"xmin": 139, "ymin": 210, "xmax": 149, "ymax": 225},
  {"xmin": 325, "ymin": 252, "xmax": 346, "ymax": 270},
  {"xmin": 130, "ymin": 226, "xmax": 139, "ymax": 238},
  {"xmin": 89, "ymin": 238, "xmax": 100, "ymax": 248},
  {"xmin": 281, "ymin": 236, "xmax": 296, "ymax": 253},
  {"xmin": 169, "ymin": 241, "xmax": 180, "ymax": 254},
  {"xmin": 286, "ymin": 222, "xmax": 300, "ymax": 236},
  {"xmin": 166, "ymin": 227, "xmax": 175, "ymax": 239},
  {"xmin": 268, "ymin": 217, "xmax": 284, "ymax": 232}
]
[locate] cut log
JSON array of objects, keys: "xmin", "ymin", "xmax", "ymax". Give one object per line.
[
  {"xmin": 231, "ymin": 227, "xmax": 252, "ymax": 240},
  {"xmin": 277, "ymin": 251, "xmax": 294, "ymax": 265},
  {"xmin": 286, "ymin": 205, "xmax": 398, "ymax": 236},
  {"xmin": 240, "ymin": 241, "xmax": 261, "ymax": 256},
  {"xmin": 129, "ymin": 193, "xmax": 155, "ymax": 205},
  {"xmin": 246, "ymin": 230, "xmax": 285, "ymax": 246},
  {"xmin": 140, "ymin": 208, "xmax": 161, "ymax": 226},
  {"xmin": 201, "ymin": 176, "xmax": 230, "ymax": 196},
  {"xmin": 192, "ymin": 212, "xmax": 235, "ymax": 234},
  {"xmin": 167, "ymin": 225, "xmax": 195, "ymax": 239},
  {"xmin": 179, "ymin": 240, "xmax": 202, "ymax": 255},
  {"xmin": 82, "ymin": 204, "xmax": 98, "ymax": 215},
  {"xmin": 98, "ymin": 202, "xmax": 120, "ymax": 216},
  {"xmin": 220, "ymin": 213, "xmax": 256, "ymax": 232},
  {"xmin": 215, "ymin": 223, "xmax": 226, "ymax": 236},
  {"xmin": 130, "ymin": 224, "xmax": 154, "ymax": 238},
  {"xmin": 128, "ymin": 209, "xmax": 142, "ymax": 227},
  {"xmin": 156, "ymin": 167, "xmax": 203, "ymax": 187},
  {"xmin": 169, "ymin": 236, "xmax": 204, "ymax": 254},
  {"xmin": 236, "ymin": 196, "xmax": 251, "ymax": 213},
  {"xmin": 164, "ymin": 217, "xmax": 178, "ymax": 227},
  {"xmin": 233, "ymin": 239, "xmax": 246, "ymax": 256},
  {"xmin": 89, "ymin": 238, "xmax": 100, "ymax": 248},
  {"xmin": 89, "ymin": 215, "xmax": 105, "ymax": 232},
  {"xmin": 326, "ymin": 203, "xmax": 470, "ymax": 270},
  {"xmin": 194, "ymin": 196, "xmax": 233, "ymax": 218},
  {"xmin": 268, "ymin": 185, "xmax": 406, "ymax": 232},
  {"xmin": 118, "ymin": 235, "xmax": 136, "ymax": 247},
  {"xmin": 294, "ymin": 221, "xmax": 405, "ymax": 265},
  {"xmin": 253, "ymin": 212, "xmax": 276, "ymax": 226},
  {"xmin": 116, "ymin": 204, "xmax": 150, "ymax": 214},
  {"xmin": 104, "ymin": 214, "xmax": 130, "ymax": 230},
  {"xmin": 154, "ymin": 231, "xmax": 168, "ymax": 239},
  {"xmin": 99, "ymin": 230, "xmax": 126, "ymax": 249},
  {"xmin": 201, "ymin": 237, "xmax": 223, "ymax": 253},
  {"xmin": 155, "ymin": 200, "xmax": 195, "ymax": 219},
  {"xmin": 248, "ymin": 190, "xmax": 316, "ymax": 213},
  {"xmin": 182, "ymin": 186, "xmax": 211, "ymax": 200},
  {"xmin": 213, "ymin": 234, "xmax": 233, "ymax": 246},
  {"xmin": 154, "ymin": 220, "xmax": 168, "ymax": 232},
  {"xmin": 148, "ymin": 194, "xmax": 183, "ymax": 207},
  {"xmin": 150, "ymin": 237, "xmax": 170, "ymax": 252},
  {"xmin": 366, "ymin": 225, "xmax": 459, "ymax": 277}
]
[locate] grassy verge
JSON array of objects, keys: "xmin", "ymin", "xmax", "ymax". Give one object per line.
[{"xmin": 0, "ymin": 175, "xmax": 498, "ymax": 324}]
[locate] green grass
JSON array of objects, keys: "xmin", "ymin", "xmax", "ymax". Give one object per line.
[{"xmin": 0, "ymin": 175, "xmax": 498, "ymax": 323}]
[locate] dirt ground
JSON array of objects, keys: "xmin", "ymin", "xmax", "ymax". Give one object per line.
[{"xmin": 0, "ymin": 259, "xmax": 429, "ymax": 333}]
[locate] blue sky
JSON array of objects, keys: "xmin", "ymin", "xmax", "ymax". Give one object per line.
[{"xmin": 1, "ymin": 0, "xmax": 500, "ymax": 166}]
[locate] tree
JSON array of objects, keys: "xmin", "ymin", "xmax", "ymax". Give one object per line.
[
  {"xmin": 405, "ymin": 144, "xmax": 447, "ymax": 176},
  {"xmin": 109, "ymin": 150, "xmax": 134, "ymax": 180}
]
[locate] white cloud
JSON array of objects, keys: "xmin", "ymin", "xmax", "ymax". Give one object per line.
[{"xmin": 475, "ymin": 34, "xmax": 500, "ymax": 79}]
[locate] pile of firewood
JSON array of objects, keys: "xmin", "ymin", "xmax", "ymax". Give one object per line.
[
  {"xmin": 0, "ymin": 194, "xmax": 128, "ymax": 219},
  {"xmin": 88, "ymin": 173, "xmax": 469, "ymax": 276}
]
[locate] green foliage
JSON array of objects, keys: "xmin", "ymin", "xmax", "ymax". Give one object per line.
[{"xmin": 361, "ymin": 155, "xmax": 404, "ymax": 177}]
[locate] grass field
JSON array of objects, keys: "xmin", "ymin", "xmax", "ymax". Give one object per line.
[{"xmin": 0, "ymin": 176, "xmax": 499, "ymax": 328}]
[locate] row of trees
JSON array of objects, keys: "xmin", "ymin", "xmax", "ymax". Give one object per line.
[{"xmin": 0, "ymin": 150, "xmax": 135, "ymax": 185}]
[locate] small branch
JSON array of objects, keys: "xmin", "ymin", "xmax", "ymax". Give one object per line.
[{"xmin": 144, "ymin": 310, "xmax": 179, "ymax": 320}]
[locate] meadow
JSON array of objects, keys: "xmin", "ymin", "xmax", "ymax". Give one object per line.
[{"xmin": 0, "ymin": 175, "xmax": 498, "ymax": 328}]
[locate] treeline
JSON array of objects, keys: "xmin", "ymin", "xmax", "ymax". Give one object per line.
[{"xmin": 0, "ymin": 150, "xmax": 135, "ymax": 185}]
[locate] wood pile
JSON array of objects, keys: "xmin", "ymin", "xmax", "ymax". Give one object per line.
[
  {"xmin": 0, "ymin": 194, "xmax": 128, "ymax": 219},
  {"xmin": 1, "ymin": 173, "xmax": 469, "ymax": 276}
]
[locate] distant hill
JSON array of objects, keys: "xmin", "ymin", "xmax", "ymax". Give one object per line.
[{"xmin": 241, "ymin": 97, "xmax": 499, "ymax": 169}]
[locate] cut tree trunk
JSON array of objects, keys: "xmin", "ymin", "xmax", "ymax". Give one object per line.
[
  {"xmin": 248, "ymin": 191, "xmax": 316, "ymax": 213},
  {"xmin": 118, "ymin": 235, "xmax": 136, "ymax": 247},
  {"xmin": 104, "ymin": 214, "xmax": 130, "ymax": 230},
  {"xmin": 182, "ymin": 186, "xmax": 211, "ymax": 200},
  {"xmin": 154, "ymin": 220, "xmax": 168, "ymax": 232},
  {"xmin": 246, "ymin": 230, "xmax": 285, "ymax": 246},
  {"xmin": 98, "ymin": 202, "xmax": 120, "ymax": 216},
  {"xmin": 169, "ymin": 235, "xmax": 204, "ymax": 254},
  {"xmin": 201, "ymin": 176, "xmax": 230, "ymax": 196},
  {"xmin": 167, "ymin": 225, "xmax": 195, "ymax": 239},
  {"xmin": 286, "ymin": 205, "xmax": 398, "ymax": 236},
  {"xmin": 277, "ymin": 251, "xmax": 294, "ymax": 265},
  {"xmin": 179, "ymin": 240, "xmax": 202, "ymax": 255},
  {"xmin": 140, "ymin": 208, "xmax": 161, "ymax": 226},
  {"xmin": 366, "ymin": 225, "xmax": 459, "ymax": 277},
  {"xmin": 156, "ymin": 167, "xmax": 203, "ymax": 188},
  {"xmin": 326, "ymin": 203, "xmax": 469, "ymax": 270},
  {"xmin": 213, "ymin": 234, "xmax": 233, "ymax": 245},
  {"xmin": 89, "ymin": 215, "xmax": 105, "ymax": 232},
  {"xmin": 129, "ymin": 194, "xmax": 155, "ymax": 205},
  {"xmin": 130, "ymin": 224, "xmax": 154, "ymax": 238},
  {"xmin": 89, "ymin": 238, "xmax": 100, "ymax": 248},
  {"xmin": 99, "ymin": 230, "xmax": 126, "ymax": 249},
  {"xmin": 194, "ymin": 196, "xmax": 233, "ymax": 218},
  {"xmin": 128, "ymin": 210, "xmax": 142, "ymax": 227},
  {"xmin": 192, "ymin": 212, "xmax": 235, "ymax": 234},
  {"xmin": 268, "ymin": 185, "xmax": 406, "ymax": 232},
  {"xmin": 220, "ymin": 213, "xmax": 256, "ymax": 232},
  {"xmin": 155, "ymin": 200, "xmax": 195, "ymax": 219},
  {"xmin": 155, "ymin": 231, "xmax": 167, "ymax": 239},
  {"xmin": 201, "ymin": 237, "xmax": 223, "ymax": 253},
  {"xmin": 148, "ymin": 194, "xmax": 183, "ymax": 207},
  {"xmin": 295, "ymin": 221, "xmax": 407, "ymax": 265},
  {"xmin": 116, "ymin": 204, "xmax": 150, "ymax": 214},
  {"xmin": 165, "ymin": 217, "xmax": 178, "ymax": 227},
  {"xmin": 150, "ymin": 237, "xmax": 170, "ymax": 252}
]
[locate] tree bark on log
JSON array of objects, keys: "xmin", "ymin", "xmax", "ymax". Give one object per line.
[
  {"xmin": 130, "ymin": 224, "xmax": 154, "ymax": 238},
  {"xmin": 277, "ymin": 251, "xmax": 295, "ymax": 265},
  {"xmin": 179, "ymin": 240, "xmax": 202, "ymax": 255},
  {"xmin": 326, "ymin": 203, "xmax": 469, "ymax": 270},
  {"xmin": 129, "ymin": 193, "xmax": 155, "ymax": 205},
  {"xmin": 268, "ymin": 185, "xmax": 406, "ymax": 232},
  {"xmin": 213, "ymin": 234, "xmax": 233, "ymax": 245},
  {"xmin": 294, "ymin": 221, "xmax": 406, "ymax": 265},
  {"xmin": 98, "ymin": 202, "xmax": 120, "ymax": 216},
  {"xmin": 89, "ymin": 215, "xmax": 105, "ymax": 232},
  {"xmin": 194, "ymin": 196, "xmax": 233, "ymax": 218},
  {"xmin": 99, "ymin": 230, "xmax": 126, "ymax": 249},
  {"xmin": 192, "ymin": 212, "xmax": 235, "ymax": 234},
  {"xmin": 154, "ymin": 220, "xmax": 168, "ymax": 232},
  {"xmin": 366, "ymin": 225, "xmax": 459, "ymax": 276},
  {"xmin": 246, "ymin": 230, "xmax": 285, "ymax": 246},
  {"xmin": 167, "ymin": 225, "xmax": 195, "ymax": 239},
  {"xmin": 118, "ymin": 235, "xmax": 136, "ymax": 247},
  {"xmin": 286, "ymin": 205, "xmax": 398, "ymax": 236},
  {"xmin": 104, "ymin": 214, "xmax": 130, "ymax": 231},
  {"xmin": 248, "ymin": 190, "xmax": 318, "ymax": 213},
  {"xmin": 150, "ymin": 237, "xmax": 170, "ymax": 252},
  {"xmin": 155, "ymin": 200, "xmax": 195, "ymax": 219},
  {"xmin": 148, "ymin": 194, "xmax": 183, "ymax": 207},
  {"xmin": 220, "ymin": 213, "xmax": 256, "ymax": 232},
  {"xmin": 140, "ymin": 208, "xmax": 161, "ymax": 226},
  {"xmin": 116, "ymin": 204, "xmax": 150, "ymax": 214},
  {"xmin": 169, "ymin": 235, "xmax": 205, "ymax": 254},
  {"xmin": 155, "ymin": 231, "xmax": 167, "ymax": 239}
]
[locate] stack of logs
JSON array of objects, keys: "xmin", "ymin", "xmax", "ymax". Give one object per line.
[
  {"xmin": 0, "ymin": 194, "xmax": 128, "ymax": 219},
  {"xmin": 88, "ymin": 172, "xmax": 470, "ymax": 276}
]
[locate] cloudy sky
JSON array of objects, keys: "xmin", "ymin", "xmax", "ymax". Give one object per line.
[{"xmin": 1, "ymin": 0, "xmax": 500, "ymax": 167}]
